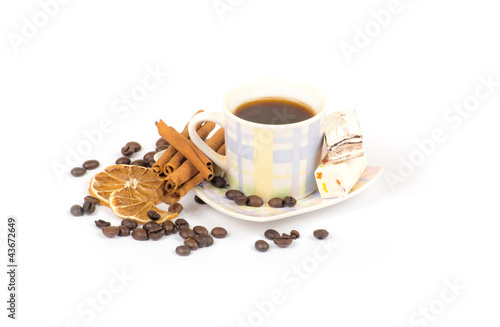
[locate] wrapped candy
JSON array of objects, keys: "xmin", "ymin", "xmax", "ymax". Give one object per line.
[
  {"xmin": 324, "ymin": 110, "xmax": 364, "ymax": 164},
  {"xmin": 315, "ymin": 155, "xmax": 367, "ymax": 198}
]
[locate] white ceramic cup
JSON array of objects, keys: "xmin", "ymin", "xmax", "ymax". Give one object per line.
[{"xmin": 188, "ymin": 79, "xmax": 325, "ymax": 200}]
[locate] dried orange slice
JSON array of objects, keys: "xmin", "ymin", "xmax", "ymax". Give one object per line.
[
  {"xmin": 109, "ymin": 187, "xmax": 177, "ymax": 224},
  {"xmin": 89, "ymin": 165, "xmax": 163, "ymax": 207}
]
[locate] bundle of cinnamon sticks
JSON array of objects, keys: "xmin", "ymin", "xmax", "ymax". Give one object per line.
[{"xmin": 153, "ymin": 110, "xmax": 225, "ymax": 204}]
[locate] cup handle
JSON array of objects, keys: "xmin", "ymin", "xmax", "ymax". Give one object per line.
[{"xmin": 188, "ymin": 112, "xmax": 226, "ymax": 169}]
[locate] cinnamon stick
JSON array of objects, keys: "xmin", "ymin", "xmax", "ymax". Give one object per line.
[
  {"xmin": 164, "ymin": 128, "xmax": 225, "ymax": 191},
  {"xmin": 163, "ymin": 121, "xmax": 216, "ymax": 175},
  {"xmin": 155, "ymin": 120, "xmax": 214, "ymax": 180},
  {"xmin": 151, "ymin": 110, "xmax": 204, "ymax": 174}
]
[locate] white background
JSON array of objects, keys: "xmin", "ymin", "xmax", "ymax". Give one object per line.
[{"xmin": 1, "ymin": 0, "xmax": 499, "ymax": 326}]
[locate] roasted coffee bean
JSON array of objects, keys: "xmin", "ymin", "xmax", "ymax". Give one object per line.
[
  {"xmin": 268, "ymin": 197, "xmax": 284, "ymax": 208},
  {"xmin": 193, "ymin": 236, "xmax": 207, "ymax": 248},
  {"xmin": 274, "ymin": 236, "xmax": 293, "ymax": 248},
  {"xmin": 95, "ymin": 220, "xmax": 111, "ymax": 228},
  {"xmin": 282, "ymin": 233, "xmax": 290, "ymax": 238},
  {"xmin": 70, "ymin": 204, "xmax": 84, "ymax": 216},
  {"xmin": 82, "ymin": 159, "xmax": 99, "ymax": 170},
  {"xmin": 131, "ymin": 159, "xmax": 147, "ymax": 167},
  {"xmin": 283, "ymin": 196, "xmax": 297, "ymax": 207},
  {"xmin": 156, "ymin": 145, "xmax": 169, "ymax": 152},
  {"xmin": 115, "ymin": 157, "xmax": 131, "ymax": 165},
  {"xmin": 162, "ymin": 220, "xmax": 176, "ymax": 235},
  {"xmin": 143, "ymin": 151, "xmax": 157, "ymax": 161},
  {"xmin": 193, "ymin": 225, "xmax": 208, "ymax": 236},
  {"xmin": 70, "ymin": 167, "xmax": 86, "ymax": 177},
  {"xmin": 211, "ymin": 176, "xmax": 227, "ymax": 188},
  {"xmin": 102, "ymin": 226, "xmax": 120, "ymax": 238},
  {"xmin": 83, "ymin": 201, "xmax": 96, "ymax": 214},
  {"xmin": 255, "ymin": 240, "xmax": 269, "ymax": 252},
  {"xmin": 313, "ymin": 229, "xmax": 329, "ymax": 240},
  {"xmin": 121, "ymin": 218, "xmax": 138, "ymax": 230},
  {"xmin": 143, "ymin": 221, "xmax": 160, "ymax": 231},
  {"xmin": 121, "ymin": 146, "xmax": 134, "ymax": 157},
  {"xmin": 290, "ymin": 230, "xmax": 300, "ymax": 240},
  {"xmin": 264, "ymin": 229, "xmax": 280, "ymax": 240},
  {"xmin": 234, "ymin": 196, "xmax": 248, "ymax": 206},
  {"xmin": 211, "ymin": 227, "xmax": 227, "ymax": 239},
  {"xmin": 118, "ymin": 226, "xmax": 130, "ymax": 236},
  {"xmin": 84, "ymin": 195, "xmax": 100, "ymax": 204},
  {"xmin": 184, "ymin": 238, "xmax": 199, "ymax": 250},
  {"xmin": 225, "ymin": 189, "xmax": 244, "ymax": 200},
  {"xmin": 247, "ymin": 195, "xmax": 264, "ymax": 207},
  {"xmin": 168, "ymin": 203, "xmax": 183, "ymax": 214},
  {"xmin": 179, "ymin": 228, "xmax": 196, "ymax": 239},
  {"xmin": 146, "ymin": 158, "xmax": 156, "ymax": 168},
  {"xmin": 175, "ymin": 245, "xmax": 191, "ymax": 256},
  {"xmin": 194, "ymin": 195, "xmax": 206, "ymax": 204},
  {"xmin": 147, "ymin": 210, "xmax": 161, "ymax": 221},
  {"xmin": 156, "ymin": 138, "xmax": 169, "ymax": 147},
  {"xmin": 126, "ymin": 141, "xmax": 141, "ymax": 152},
  {"xmin": 148, "ymin": 225, "xmax": 165, "ymax": 241},
  {"xmin": 175, "ymin": 218, "xmax": 189, "ymax": 229},
  {"xmin": 199, "ymin": 234, "xmax": 214, "ymax": 247},
  {"xmin": 132, "ymin": 228, "xmax": 149, "ymax": 241}
]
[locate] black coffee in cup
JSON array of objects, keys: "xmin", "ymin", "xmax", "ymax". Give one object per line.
[{"xmin": 233, "ymin": 98, "xmax": 315, "ymax": 125}]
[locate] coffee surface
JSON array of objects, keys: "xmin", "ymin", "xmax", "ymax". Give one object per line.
[{"xmin": 234, "ymin": 98, "xmax": 315, "ymax": 124}]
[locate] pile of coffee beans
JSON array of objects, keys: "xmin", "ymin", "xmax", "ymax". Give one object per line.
[
  {"xmin": 70, "ymin": 159, "xmax": 100, "ymax": 177},
  {"xmin": 115, "ymin": 141, "xmax": 158, "ymax": 168},
  {"xmin": 70, "ymin": 195, "xmax": 100, "ymax": 216}
]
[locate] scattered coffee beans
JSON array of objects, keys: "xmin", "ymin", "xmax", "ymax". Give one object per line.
[
  {"xmin": 148, "ymin": 224, "xmax": 165, "ymax": 241},
  {"xmin": 118, "ymin": 226, "xmax": 130, "ymax": 237},
  {"xmin": 121, "ymin": 146, "xmax": 134, "ymax": 157},
  {"xmin": 274, "ymin": 236, "xmax": 293, "ymax": 248},
  {"xmin": 70, "ymin": 167, "xmax": 86, "ymax": 177},
  {"xmin": 290, "ymin": 230, "xmax": 300, "ymax": 239},
  {"xmin": 255, "ymin": 240, "xmax": 269, "ymax": 252},
  {"xmin": 211, "ymin": 176, "xmax": 227, "ymax": 188},
  {"xmin": 102, "ymin": 226, "xmax": 120, "ymax": 238},
  {"xmin": 175, "ymin": 218, "xmax": 189, "ymax": 230},
  {"xmin": 94, "ymin": 220, "xmax": 110, "ymax": 228},
  {"xmin": 156, "ymin": 138, "xmax": 169, "ymax": 147},
  {"xmin": 82, "ymin": 159, "xmax": 100, "ymax": 170},
  {"xmin": 162, "ymin": 220, "xmax": 176, "ymax": 235},
  {"xmin": 283, "ymin": 196, "xmax": 297, "ymax": 207},
  {"xmin": 225, "ymin": 189, "xmax": 244, "ymax": 200},
  {"xmin": 147, "ymin": 210, "xmax": 161, "ymax": 221},
  {"xmin": 83, "ymin": 201, "xmax": 96, "ymax": 214},
  {"xmin": 176, "ymin": 245, "xmax": 191, "ymax": 256},
  {"xmin": 264, "ymin": 229, "xmax": 280, "ymax": 240},
  {"xmin": 84, "ymin": 196, "xmax": 100, "ymax": 204},
  {"xmin": 131, "ymin": 159, "xmax": 147, "ymax": 167},
  {"xmin": 234, "ymin": 196, "xmax": 248, "ymax": 206},
  {"xmin": 193, "ymin": 225, "xmax": 208, "ymax": 236},
  {"xmin": 313, "ymin": 229, "xmax": 329, "ymax": 240},
  {"xmin": 143, "ymin": 151, "xmax": 157, "ymax": 161},
  {"xmin": 179, "ymin": 228, "xmax": 196, "ymax": 240},
  {"xmin": 116, "ymin": 157, "xmax": 131, "ymax": 165},
  {"xmin": 268, "ymin": 197, "xmax": 284, "ymax": 208},
  {"xmin": 247, "ymin": 195, "xmax": 264, "ymax": 207},
  {"xmin": 199, "ymin": 234, "xmax": 214, "ymax": 247},
  {"xmin": 211, "ymin": 227, "xmax": 227, "ymax": 239},
  {"xmin": 194, "ymin": 195, "xmax": 206, "ymax": 204},
  {"xmin": 121, "ymin": 219, "xmax": 138, "ymax": 230},
  {"xmin": 70, "ymin": 204, "xmax": 84, "ymax": 216},
  {"xmin": 184, "ymin": 238, "xmax": 199, "ymax": 250},
  {"xmin": 169, "ymin": 203, "xmax": 184, "ymax": 214},
  {"xmin": 193, "ymin": 236, "xmax": 207, "ymax": 248},
  {"xmin": 132, "ymin": 228, "xmax": 148, "ymax": 241},
  {"xmin": 126, "ymin": 141, "xmax": 141, "ymax": 152},
  {"xmin": 143, "ymin": 221, "xmax": 160, "ymax": 231},
  {"xmin": 156, "ymin": 145, "xmax": 169, "ymax": 152}
]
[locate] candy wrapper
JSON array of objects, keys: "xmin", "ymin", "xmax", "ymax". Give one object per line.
[
  {"xmin": 324, "ymin": 110, "xmax": 364, "ymax": 164},
  {"xmin": 315, "ymin": 155, "xmax": 368, "ymax": 198}
]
